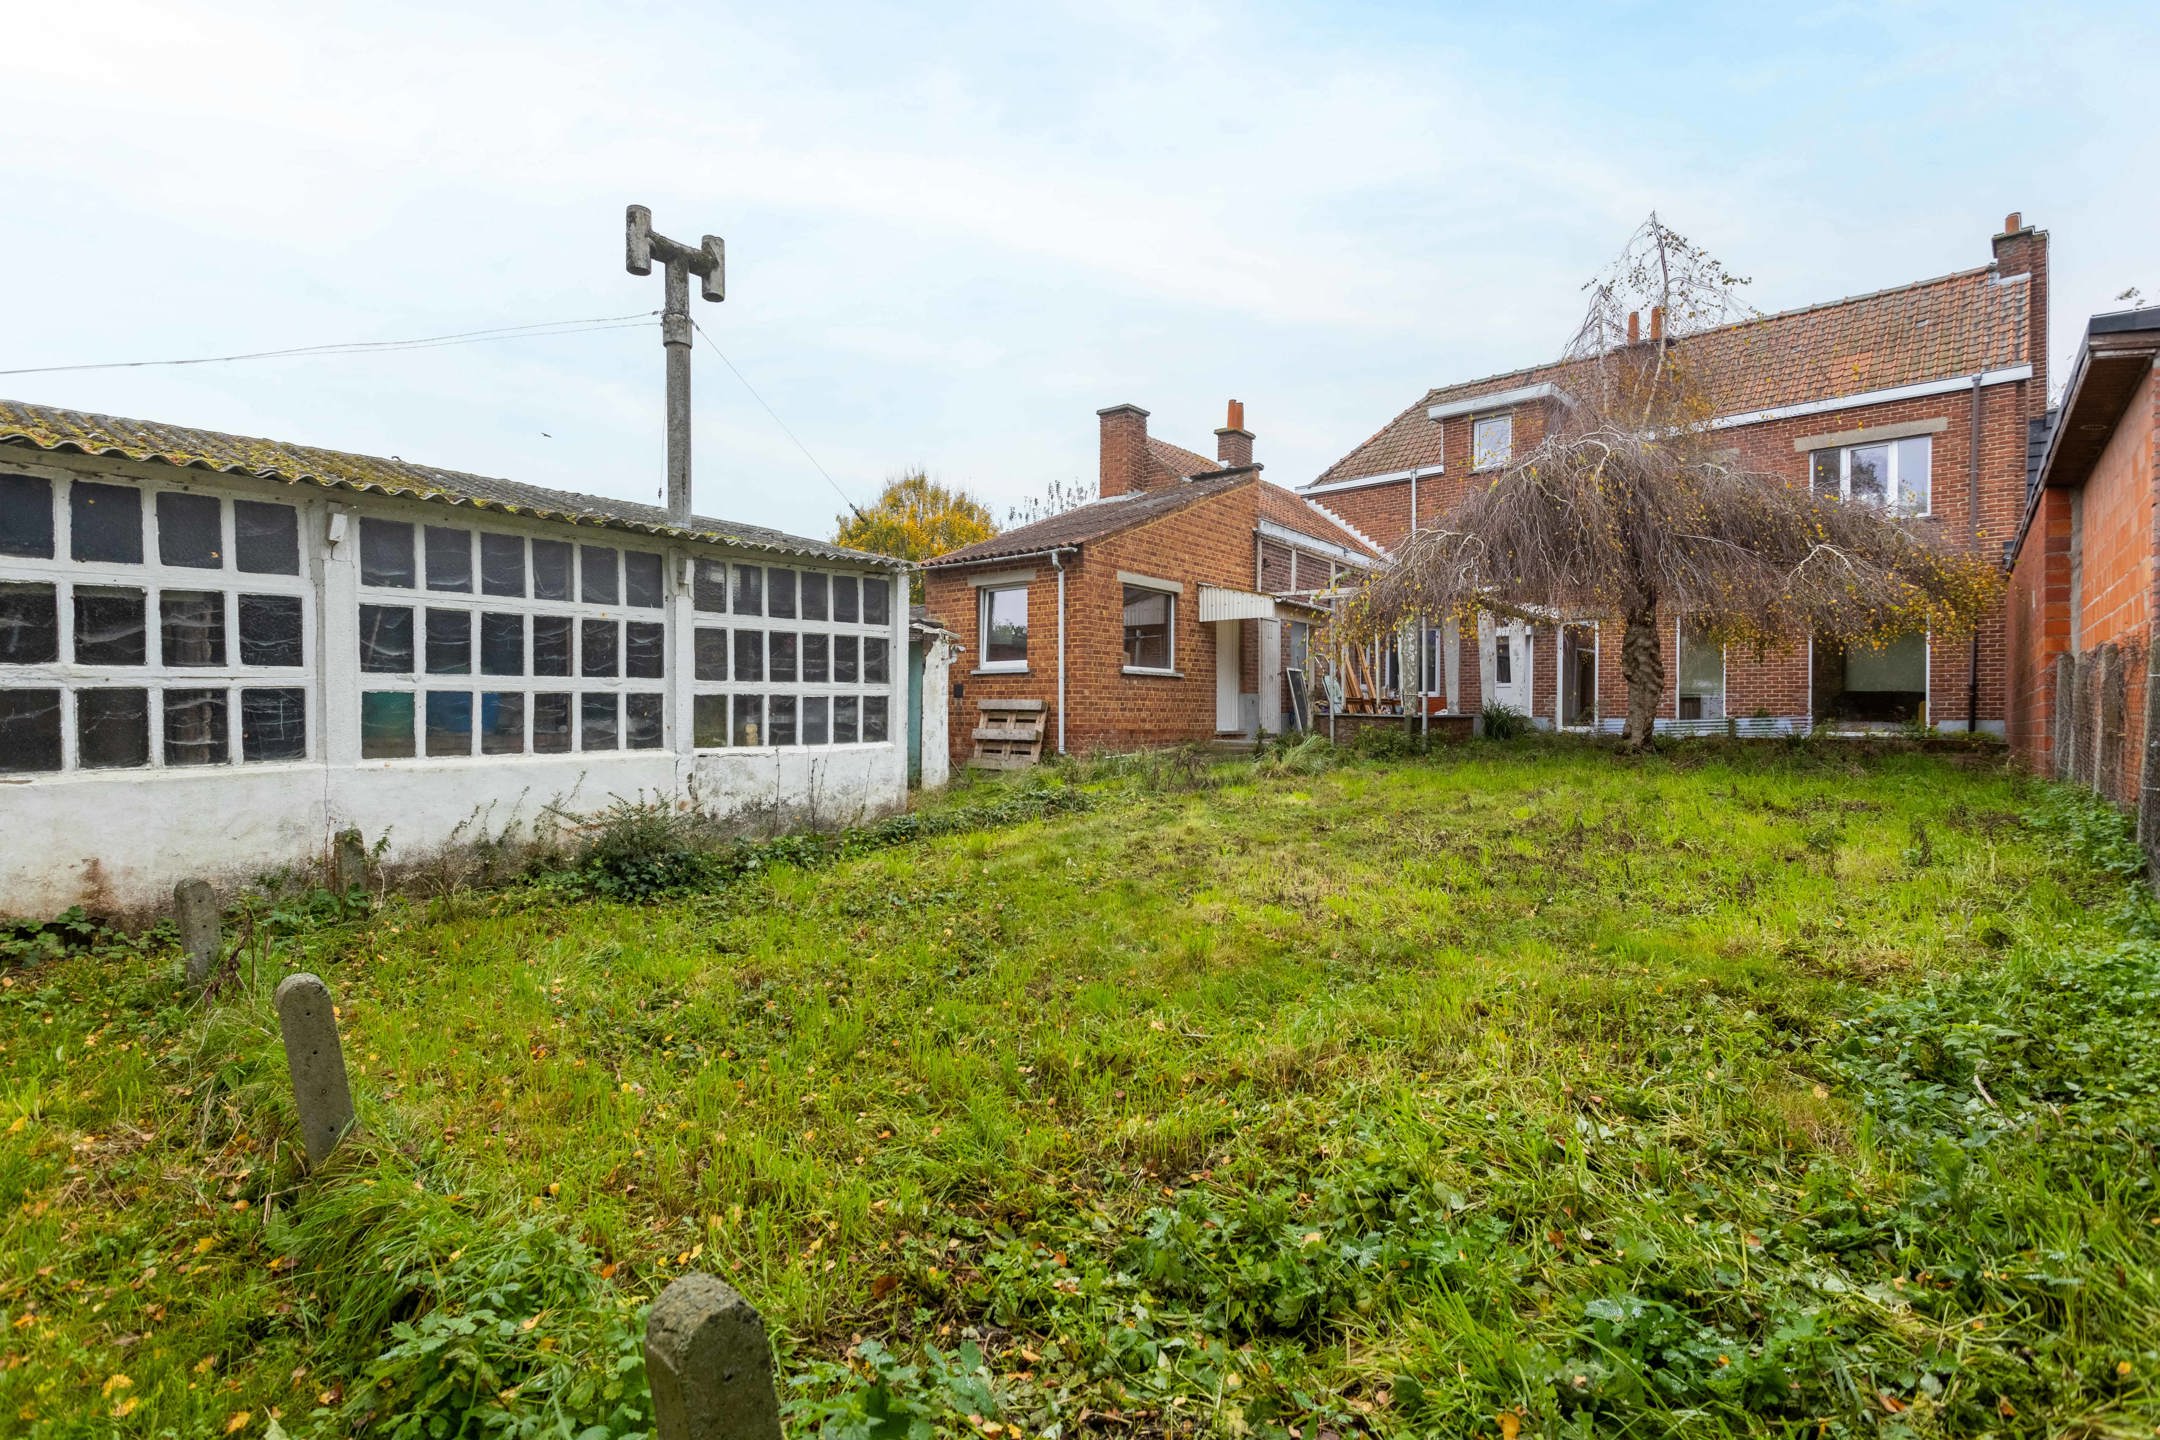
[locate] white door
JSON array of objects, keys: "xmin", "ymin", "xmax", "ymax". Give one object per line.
[
  {"xmin": 1487, "ymin": 620, "xmax": 1532, "ymax": 713},
  {"xmin": 1215, "ymin": 620, "xmax": 1242, "ymax": 732}
]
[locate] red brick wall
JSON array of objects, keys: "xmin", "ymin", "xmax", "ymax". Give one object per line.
[
  {"xmin": 2007, "ymin": 487, "xmax": 2073, "ymax": 772},
  {"xmin": 2076, "ymin": 368, "xmax": 2158, "ymax": 653}
]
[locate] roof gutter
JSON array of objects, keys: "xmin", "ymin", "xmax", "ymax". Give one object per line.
[
  {"xmin": 1708, "ymin": 365, "xmax": 2031, "ymax": 431},
  {"xmin": 923, "ymin": 544, "xmax": 1082, "ymax": 571}
]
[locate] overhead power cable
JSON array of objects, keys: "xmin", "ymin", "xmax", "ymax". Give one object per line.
[
  {"xmin": 0, "ymin": 311, "xmax": 660, "ymax": 378},
  {"xmin": 691, "ymin": 316, "xmax": 865, "ymax": 521}
]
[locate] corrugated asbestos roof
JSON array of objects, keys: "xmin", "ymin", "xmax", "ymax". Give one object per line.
[
  {"xmin": 0, "ymin": 398, "xmax": 892, "ymax": 567},
  {"xmin": 1311, "ymin": 264, "xmax": 2033, "ymax": 486}
]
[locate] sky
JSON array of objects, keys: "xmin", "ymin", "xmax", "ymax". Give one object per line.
[{"xmin": 3, "ymin": 0, "xmax": 2155, "ymax": 544}]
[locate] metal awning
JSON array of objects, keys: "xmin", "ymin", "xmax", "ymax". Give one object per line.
[{"xmin": 1198, "ymin": 585, "xmax": 1279, "ymax": 622}]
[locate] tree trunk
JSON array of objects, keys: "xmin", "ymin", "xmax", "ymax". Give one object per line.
[{"xmin": 1620, "ymin": 603, "xmax": 1663, "ymax": 749}]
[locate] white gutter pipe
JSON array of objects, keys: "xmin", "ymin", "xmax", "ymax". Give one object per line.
[{"xmin": 1051, "ymin": 549, "xmax": 1068, "ymax": 755}]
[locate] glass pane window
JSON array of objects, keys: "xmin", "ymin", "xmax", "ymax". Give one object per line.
[
  {"xmin": 425, "ymin": 526, "xmax": 473, "ymax": 592},
  {"xmin": 532, "ymin": 615, "xmax": 573, "ymax": 676},
  {"xmin": 581, "ymin": 693, "xmax": 619, "ymax": 750},
  {"xmin": 1809, "ymin": 450, "xmax": 1841, "ymax": 497},
  {"xmin": 625, "ymin": 620, "xmax": 666, "ymax": 679},
  {"xmin": 864, "ymin": 576, "xmax": 891, "ymax": 626},
  {"xmin": 693, "ymin": 560, "xmax": 728, "ymax": 613},
  {"xmin": 626, "ymin": 693, "xmax": 665, "ymax": 749},
  {"xmin": 480, "ymin": 613, "xmax": 524, "ymax": 675},
  {"xmin": 239, "ymin": 594, "xmax": 304, "ymax": 667},
  {"xmin": 160, "ymin": 591, "xmax": 227, "ymax": 667},
  {"xmin": 426, "ymin": 609, "xmax": 472, "ymax": 674},
  {"xmin": 803, "ymin": 633, "xmax": 830, "ymax": 683},
  {"xmin": 834, "ymin": 575, "xmax": 859, "ymax": 624},
  {"xmin": 480, "ymin": 533, "xmax": 526, "ymax": 596},
  {"xmin": 864, "ymin": 635, "xmax": 889, "ymax": 684},
  {"xmin": 532, "ymin": 692, "xmax": 572, "ymax": 753},
  {"xmin": 480, "ymin": 692, "xmax": 525, "ymax": 754},
  {"xmin": 533, "ymin": 539, "xmax": 574, "ymax": 600},
  {"xmin": 0, "ymin": 583, "xmax": 59, "ymax": 664},
  {"xmin": 581, "ymin": 618, "xmax": 619, "ymax": 677},
  {"xmin": 0, "ymin": 474, "xmax": 54, "ymax": 559},
  {"xmin": 360, "ymin": 691, "xmax": 416, "ymax": 758},
  {"xmin": 1677, "ymin": 624, "xmax": 1725, "ymax": 721},
  {"xmin": 164, "ymin": 688, "xmax": 229, "ymax": 766},
  {"xmin": 1123, "ymin": 586, "xmax": 1173, "ymax": 669},
  {"xmin": 768, "ymin": 569, "xmax": 797, "ymax": 618},
  {"xmin": 863, "ymin": 694, "xmax": 889, "ymax": 743},
  {"xmin": 1847, "ymin": 444, "xmax": 1889, "ymax": 507},
  {"xmin": 733, "ymin": 629, "xmax": 763, "ymax": 682},
  {"xmin": 803, "ymin": 695, "xmax": 829, "ymax": 746},
  {"xmin": 732, "ymin": 564, "xmax": 763, "ymax": 616},
  {"xmin": 1894, "ymin": 436, "xmax": 1932, "ymax": 514},
  {"xmin": 768, "ymin": 695, "xmax": 798, "ymax": 746},
  {"xmin": 241, "ymin": 688, "xmax": 307, "ymax": 762},
  {"xmin": 1494, "ymin": 633, "xmax": 1512, "ymax": 685},
  {"xmin": 76, "ymin": 587, "xmax": 148, "ymax": 666},
  {"xmin": 426, "ymin": 691, "xmax": 473, "ymax": 756},
  {"xmin": 77, "ymin": 688, "xmax": 149, "ymax": 769},
  {"xmin": 770, "ymin": 631, "xmax": 798, "ymax": 683},
  {"xmin": 358, "ymin": 604, "xmax": 415, "ymax": 673},
  {"xmin": 693, "ymin": 693, "xmax": 728, "ymax": 748},
  {"xmin": 360, "ymin": 518, "xmax": 415, "ymax": 587},
  {"xmin": 834, "ymin": 695, "xmax": 859, "ymax": 744},
  {"xmin": 235, "ymin": 501, "xmax": 299, "ymax": 574},
  {"xmin": 157, "ymin": 492, "xmax": 224, "ymax": 568},
  {"xmin": 71, "ymin": 482, "xmax": 143, "ymax": 564},
  {"xmin": 695, "ymin": 628, "xmax": 728, "ymax": 681},
  {"xmin": 1473, "ymin": 413, "xmax": 1513, "ymax": 470},
  {"xmin": 731, "ymin": 693, "xmax": 763, "ymax": 746},
  {"xmin": 833, "ymin": 634, "xmax": 859, "ymax": 683},
  {"xmin": 580, "ymin": 546, "xmax": 618, "ymax": 605},
  {"xmin": 800, "ymin": 572, "xmax": 828, "ymax": 621},
  {"xmin": 625, "ymin": 551, "xmax": 665, "ymax": 608},
  {"xmin": 982, "ymin": 586, "xmax": 1027, "ymax": 665},
  {"xmin": 0, "ymin": 689, "xmax": 63, "ymax": 772}
]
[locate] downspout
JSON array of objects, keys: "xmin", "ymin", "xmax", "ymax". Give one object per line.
[
  {"xmin": 1968, "ymin": 373, "xmax": 1982, "ymax": 733},
  {"xmin": 1052, "ymin": 548, "xmax": 1068, "ymax": 756}
]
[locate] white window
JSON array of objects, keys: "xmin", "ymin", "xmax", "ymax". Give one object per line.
[
  {"xmin": 0, "ymin": 473, "xmax": 314, "ymax": 774},
  {"xmin": 1121, "ymin": 584, "xmax": 1174, "ymax": 672},
  {"xmin": 1473, "ymin": 413, "xmax": 1514, "ymax": 470},
  {"xmin": 689, "ymin": 565, "xmax": 894, "ymax": 750},
  {"xmin": 1811, "ymin": 436, "xmax": 1931, "ymax": 515},
  {"xmin": 1676, "ymin": 622, "xmax": 1724, "ymax": 721},
  {"xmin": 980, "ymin": 585, "xmax": 1028, "ymax": 670}
]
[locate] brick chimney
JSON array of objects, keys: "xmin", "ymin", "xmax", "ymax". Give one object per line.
[
  {"xmin": 1993, "ymin": 211, "xmax": 2050, "ymax": 413},
  {"xmin": 1648, "ymin": 305, "xmax": 1665, "ymax": 342},
  {"xmin": 1626, "ymin": 311, "xmax": 1640, "ymax": 344},
  {"xmin": 1097, "ymin": 403, "xmax": 1151, "ymax": 499},
  {"xmin": 1214, "ymin": 398, "xmax": 1254, "ymax": 469}
]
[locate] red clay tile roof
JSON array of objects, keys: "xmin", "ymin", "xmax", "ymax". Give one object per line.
[
  {"xmin": 1255, "ymin": 481, "xmax": 1384, "ymax": 557},
  {"xmin": 1311, "ymin": 264, "xmax": 2033, "ymax": 487},
  {"xmin": 924, "ymin": 471, "xmax": 1255, "ymax": 567},
  {"xmin": 1146, "ymin": 435, "xmax": 1220, "ymax": 483}
]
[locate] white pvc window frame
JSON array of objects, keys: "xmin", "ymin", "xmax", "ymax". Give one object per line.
[
  {"xmin": 1472, "ymin": 413, "xmax": 1514, "ymax": 471},
  {"xmin": 1811, "ymin": 435, "xmax": 1932, "ymax": 517},
  {"xmin": 977, "ymin": 584, "xmax": 1030, "ymax": 673},
  {"xmin": 1674, "ymin": 620, "xmax": 1728, "ymax": 722},
  {"xmin": 1119, "ymin": 579, "xmax": 1178, "ymax": 676}
]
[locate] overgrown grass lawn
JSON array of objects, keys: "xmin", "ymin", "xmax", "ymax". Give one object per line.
[{"xmin": 5, "ymin": 743, "xmax": 2159, "ymax": 1438}]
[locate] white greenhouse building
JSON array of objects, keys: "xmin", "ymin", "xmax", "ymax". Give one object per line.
[{"xmin": 0, "ymin": 400, "xmax": 910, "ymax": 915}]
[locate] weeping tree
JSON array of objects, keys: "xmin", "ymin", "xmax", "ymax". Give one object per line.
[{"xmin": 1340, "ymin": 216, "xmax": 2002, "ymax": 747}]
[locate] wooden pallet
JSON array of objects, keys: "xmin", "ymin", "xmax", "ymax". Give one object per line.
[{"xmin": 969, "ymin": 699, "xmax": 1046, "ymax": 769}]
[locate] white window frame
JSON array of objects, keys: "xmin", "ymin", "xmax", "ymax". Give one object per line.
[
  {"xmin": 1813, "ymin": 436, "xmax": 1932, "ymax": 517},
  {"xmin": 1119, "ymin": 579, "xmax": 1178, "ymax": 676},
  {"xmin": 1472, "ymin": 412, "xmax": 1514, "ymax": 471},
  {"xmin": 1674, "ymin": 620, "xmax": 1727, "ymax": 722},
  {"xmin": 686, "ymin": 563, "xmax": 896, "ymax": 752},
  {"xmin": 977, "ymin": 584, "xmax": 1030, "ymax": 673},
  {"xmin": 0, "ymin": 469, "xmax": 317, "ymax": 774}
]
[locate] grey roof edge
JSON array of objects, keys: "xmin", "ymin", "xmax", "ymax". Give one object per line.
[{"xmin": 0, "ymin": 399, "xmax": 896, "ymax": 569}]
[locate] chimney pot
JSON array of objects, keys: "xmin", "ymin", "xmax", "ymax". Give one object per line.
[
  {"xmin": 2003, "ymin": 211, "xmax": 2022, "ymax": 234},
  {"xmin": 1649, "ymin": 305, "xmax": 1665, "ymax": 342},
  {"xmin": 1226, "ymin": 398, "xmax": 1244, "ymax": 431},
  {"xmin": 1626, "ymin": 311, "xmax": 1641, "ymax": 344},
  {"xmin": 1215, "ymin": 398, "xmax": 1255, "ymax": 470}
]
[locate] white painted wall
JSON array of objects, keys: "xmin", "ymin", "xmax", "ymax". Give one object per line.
[
  {"xmin": 916, "ymin": 630, "xmax": 956, "ymax": 791},
  {"xmin": 0, "ymin": 451, "xmax": 908, "ymax": 914}
]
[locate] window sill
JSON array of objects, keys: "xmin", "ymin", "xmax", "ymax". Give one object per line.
[
  {"xmin": 972, "ymin": 665, "xmax": 1030, "ymax": 676},
  {"xmin": 1121, "ymin": 667, "xmax": 1184, "ymax": 678}
]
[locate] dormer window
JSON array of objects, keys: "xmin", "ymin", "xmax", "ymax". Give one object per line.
[
  {"xmin": 1473, "ymin": 413, "xmax": 1513, "ymax": 471},
  {"xmin": 1811, "ymin": 436, "xmax": 1931, "ymax": 516}
]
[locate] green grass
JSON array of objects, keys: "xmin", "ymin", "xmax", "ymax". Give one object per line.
[{"xmin": 4, "ymin": 740, "xmax": 2159, "ymax": 1439}]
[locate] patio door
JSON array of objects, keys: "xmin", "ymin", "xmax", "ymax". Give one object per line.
[{"xmin": 1486, "ymin": 619, "xmax": 1532, "ymax": 713}]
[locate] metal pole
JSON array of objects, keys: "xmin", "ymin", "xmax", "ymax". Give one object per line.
[{"xmin": 664, "ymin": 261, "xmax": 693, "ymax": 524}]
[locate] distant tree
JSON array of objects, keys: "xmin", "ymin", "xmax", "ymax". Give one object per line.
[
  {"xmin": 1341, "ymin": 215, "xmax": 2002, "ymax": 748},
  {"xmin": 1006, "ymin": 474, "xmax": 1093, "ymax": 529},
  {"xmin": 834, "ymin": 471, "xmax": 998, "ymax": 597}
]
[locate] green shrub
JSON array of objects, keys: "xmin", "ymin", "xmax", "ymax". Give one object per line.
[{"xmin": 1479, "ymin": 703, "xmax": 1532, "ymax": 740}]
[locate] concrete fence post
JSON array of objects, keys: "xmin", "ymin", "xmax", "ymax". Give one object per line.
[
  {"xmin": 274, "ymin": 973, "xmax": 356, "ymax": 1167},
  {"xmin": 173, "ymin": 879, "xmax": 220, "ymax": 988},
  {"xmin": 2070, "ymin": 650, "xmax": 2095, "ymax": 787},
  {"xmin": 334, "ymin": 829, "xmax": 369, "ymax": 893},
  {"xmin": 2100, "ymin": 642, "xmax": 2128, "ymax": 803},
  {"xmin": 2142, "ymin": 633, "xmax": 2160, "ymax": 862},
  {"xmin": 2053, "ymin": 651, "xmax": 2076, "ymax": 780},
  {"xmin": 645, "ymin": 1273, "xmax": 783, "ymax": 1440}
]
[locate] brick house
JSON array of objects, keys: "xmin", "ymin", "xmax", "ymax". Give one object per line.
[
  {"xmin": 920, "ymin": 402, "xmax": 1382, "ymax": 762},
  {"xmin": 2005, "ymin": 304, "xmax": 2160, "ymax": 805},
  {"xmin": 1302, "ymin": 216, "xmax": 2051, "ymax": 736}
]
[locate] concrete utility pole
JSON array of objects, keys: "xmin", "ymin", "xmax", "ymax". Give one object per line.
[{"xmin": 625, "ymin": 205, "xmax": 725, "ymax": 525}]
